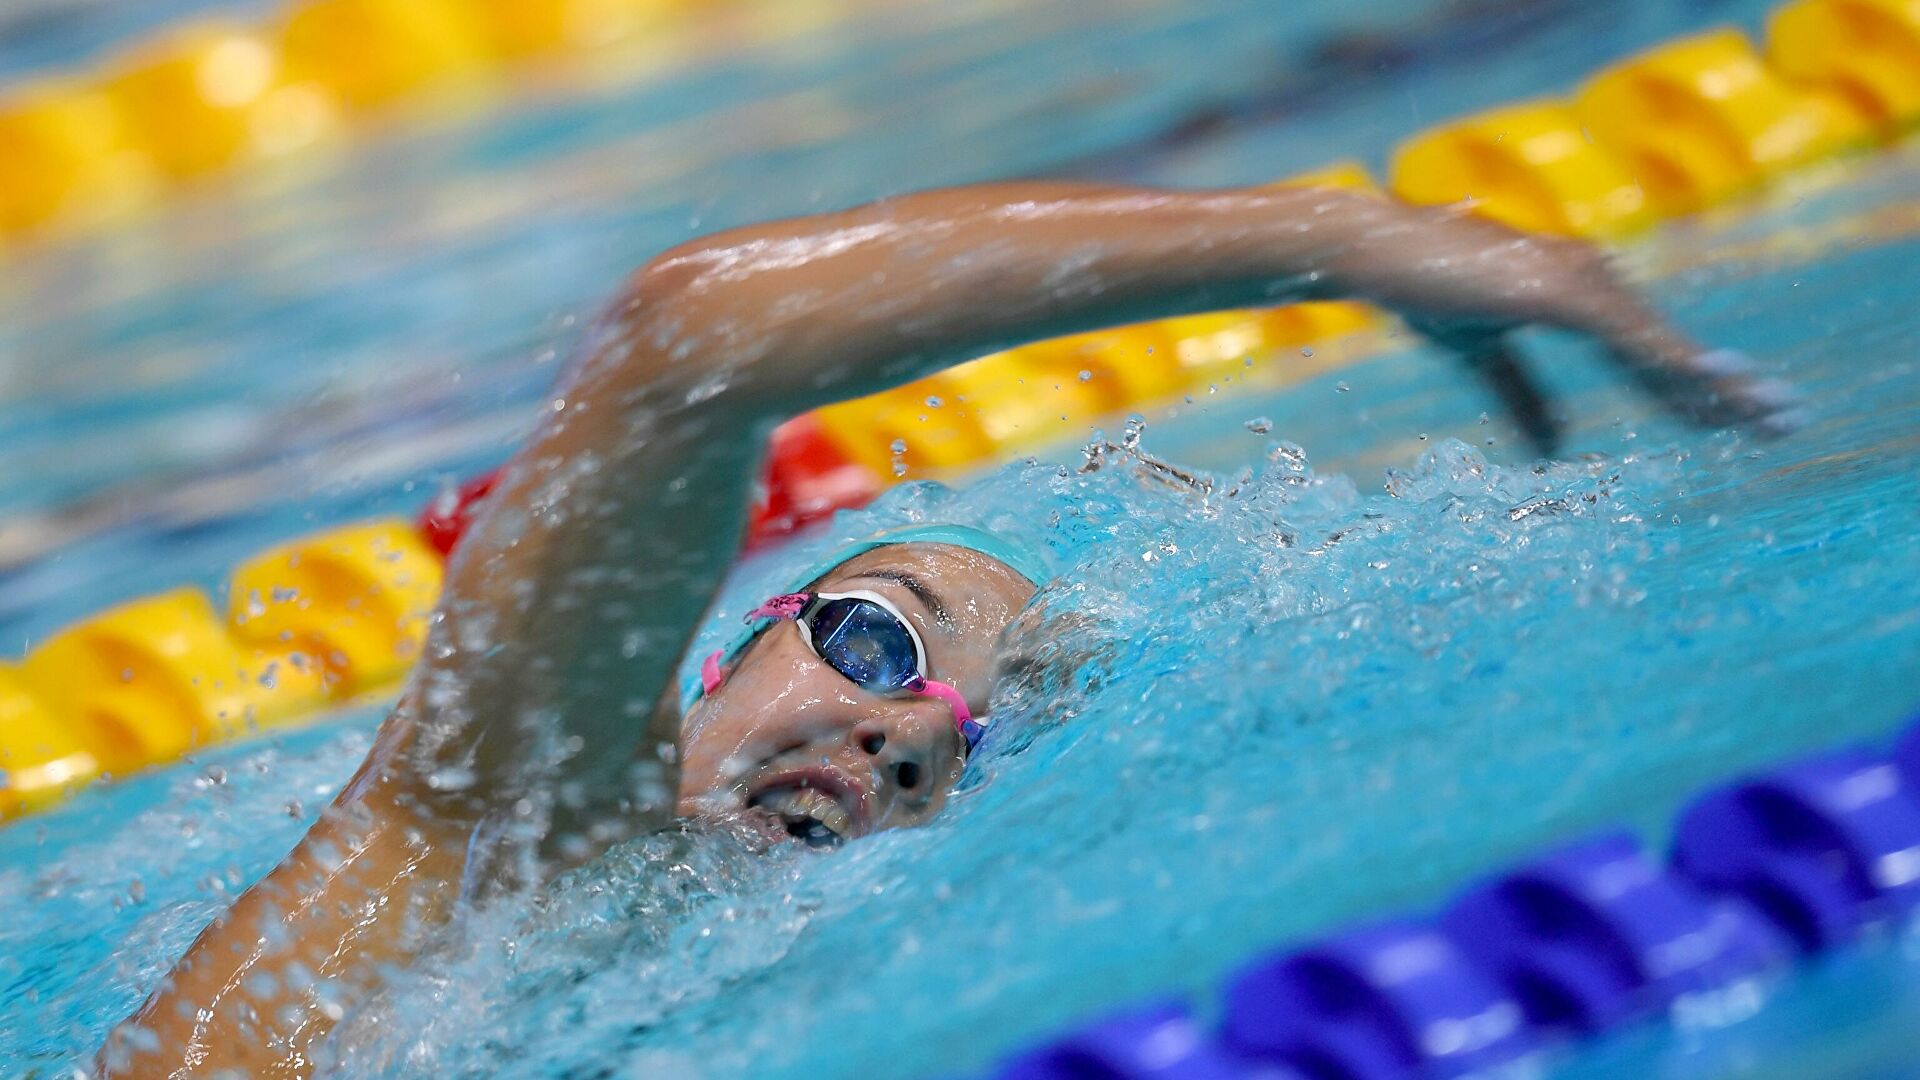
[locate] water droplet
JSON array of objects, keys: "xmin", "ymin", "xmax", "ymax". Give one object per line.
[
  {"xmin": 1244, "ymin": 416, "xmax": 1273, "ymax": 434},
  {"xmin": 889, "ymin": 439, "xmax": 908, "ymax": 454},
  {"xmin": 427, "ymin": 765, "xmax": 477, "ymax": 792},
  {"xmin": 924, "ymin": 396, "xmax": 942, "ymax": 408},
  {"xmin": 1300, "ymin": 347, "xmax": 1314, "ymax": 357},
  {"xmin": 892, "ymin": 462, "xmax": 909, "ymax": 477},
  {"xmin": 1077, "ymin": 370, "xmax": 1093, "ymax": 383},
  {"xmin": 1335, "ymin": 382, "xmax": 1350, "ymax": 393}
]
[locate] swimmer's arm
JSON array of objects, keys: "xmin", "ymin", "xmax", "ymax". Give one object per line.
[
  {"xmin": 99, "ymin": 746, "xmax": 468, "ymax": 1077},
  {"xmin": 628, "ymin": 181, "xmax": 1792, "ymax": 429}
]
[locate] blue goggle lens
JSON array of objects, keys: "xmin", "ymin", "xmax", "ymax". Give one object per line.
[{"xmin": 805, "ymin": 597, "xmax": 920, "ymax": 693}]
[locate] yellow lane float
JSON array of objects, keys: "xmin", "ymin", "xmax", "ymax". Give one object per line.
[
  {"xmin": 0, "ymin": 81, "xmax": 156, "ymax": 239},
  {"xmin": 227, "ymin": 520, "xmax": 444, "ymax": 698},
  {"xmin": 1767, "ymin": 0, "xmax": 1920, "ymax": 134},
  {"xmin": 0, "ymin": 667, "xmax": 101, "ymax": 818},
  {"xmin": 17, "ymin": 589, "xmax": 328, "ymax": 777},
  {"xmin": 1574, "ymin": 27, "xmax": 1872, "ymax": 216},
  {"xmin": 464, "ymin": 0, "xmax": 684, "ymax": 59},
  {"xmin": 1390, "ymin": 100, "xmax": 1654, "ymax": 238},
  {"xmin": 814, "ymin": 376, "xmax": 994, "ymax": 478},
  {"xmin": 1030, "ymin": 323, "xmax": 1194, "ymax": 407},
  {"xmin": 103, "ymin": 22, "xmax": 340, "ymax": 180},
  {"xmin": 277, "ymin": 0, "xmax": 491, "ymax": 114},
  {"xmin": 1272, "ymin": 159, "xmax": 1380, "ymax": 195}
]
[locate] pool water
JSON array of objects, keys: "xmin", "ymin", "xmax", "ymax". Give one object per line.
[{"xmin": 3, "ymin": 0, "xmax": 1919, "ymax": 1077}]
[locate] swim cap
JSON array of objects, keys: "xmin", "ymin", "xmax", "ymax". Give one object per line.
[{"xmin": 676, "ymin": 523, "xmax": 1051, "ymax": 714}]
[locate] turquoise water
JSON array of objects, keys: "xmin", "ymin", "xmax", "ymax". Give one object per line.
[{"xmin": 3, "ymin": 0, "xmax": 1919, "ymax": 1077}]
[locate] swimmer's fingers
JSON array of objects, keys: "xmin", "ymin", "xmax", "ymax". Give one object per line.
[
  {"xmin": 1582, "ymin": 317, "xmax": 1807, "ymax": 438},
  {"xmin": 1469, "ymin": 345, "xmax": 1563, "ymax": 457},
  {"xmin": 1373, "ymin": 216, "xmax": 1803, "ymax": 437},
  {"xmin": 1526, "ymin": 244, "xmax": 1805, "ymax": 435},
  {"xmin": 1407, "ymin": 316, "xmax": 1563, "ymax": 455}
]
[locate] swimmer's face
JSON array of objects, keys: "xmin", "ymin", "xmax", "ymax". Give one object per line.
[{"xmin": 676, "ymin": 542, "xmax": 1035, "ymax": 847}]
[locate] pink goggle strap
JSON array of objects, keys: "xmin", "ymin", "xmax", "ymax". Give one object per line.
[
  {"xmin": 908, "ymin": 676, "xmax": 973, "ymax": 727},
  {"xmin": 699, "ymin": 594, "xmax": 809, "ymax": 696},
  {"xmin": 744, "ymin": 593, "xmax": 810, "ymax": 621}
]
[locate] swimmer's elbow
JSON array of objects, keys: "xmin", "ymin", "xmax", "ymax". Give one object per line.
[
  {"xmin": 607, "ymin": 248, "xmax": 707, "ymax": 341},
  {"xmin": 598, "ymin": 238, "xmax": 823, "ymax": 407}
]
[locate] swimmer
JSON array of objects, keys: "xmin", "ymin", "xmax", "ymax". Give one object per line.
[{"xmin": 99, "ymin": 181, "xmax": 1796, "ymax": 1078}]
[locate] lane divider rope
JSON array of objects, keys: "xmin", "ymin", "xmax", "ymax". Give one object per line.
[{"xmin": 977, "ymin": 715, "xmax": 1920, "ymax": 1080}]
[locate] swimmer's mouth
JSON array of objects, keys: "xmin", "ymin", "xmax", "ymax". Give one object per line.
[{"xmin": 745, "ymin": 767, "xmax": 868, "ymax": 849}]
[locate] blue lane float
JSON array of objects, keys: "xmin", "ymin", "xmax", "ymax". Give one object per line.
[
  {"xmin": 1442, "ymin": 830, "xmax": 1786, "ymax": 1036},
  {"xmin": 967, "ymin": 709, "xmax": 1920, "ymax": 1080},
  {"xmin": 1672, "ymin": 748, "xmax": 1920, "ymax": 951},
  {"xmin": 1220, "ymin": 921, "xmax": 1535, "ymax": 1080}
]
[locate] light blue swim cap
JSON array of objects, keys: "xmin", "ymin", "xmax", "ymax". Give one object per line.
[{"xmin": 676, "ymin": 522, "xmax": 1052, "ymax": 714}]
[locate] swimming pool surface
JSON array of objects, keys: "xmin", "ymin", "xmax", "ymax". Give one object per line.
[{"xmin": 2, "ymin": 1, "xmax": 1918, "ymax": 1077}]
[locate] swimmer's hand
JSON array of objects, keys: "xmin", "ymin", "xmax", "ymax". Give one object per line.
[{"xmin": 1367, "ymin": 222, "xmax": 1804, "ymax": 446}]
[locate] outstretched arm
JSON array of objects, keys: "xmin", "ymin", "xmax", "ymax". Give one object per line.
[{"xmin": 103, "ymin": 181, "xmax": 1790, "ymax": 1078}]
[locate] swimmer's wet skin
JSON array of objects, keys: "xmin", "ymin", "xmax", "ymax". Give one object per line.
[{"xmin": 98, "ymin": 181, "xmax": 1799, "ymax": 1078}]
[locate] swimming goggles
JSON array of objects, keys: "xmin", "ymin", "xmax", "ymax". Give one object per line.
[{"xmin": 700, "ymin": 590, "xmax": 986, "ymax": 749}]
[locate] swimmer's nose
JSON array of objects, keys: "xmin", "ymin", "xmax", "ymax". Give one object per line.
[{"xmin": 850, "ymin": 712, "xmax": 950, "ymax": 796}]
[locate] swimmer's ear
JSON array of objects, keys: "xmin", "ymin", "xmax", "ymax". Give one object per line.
[{"xmin": 1407, "ymin": 316, "xmax": 1564, "ymax": 456}]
